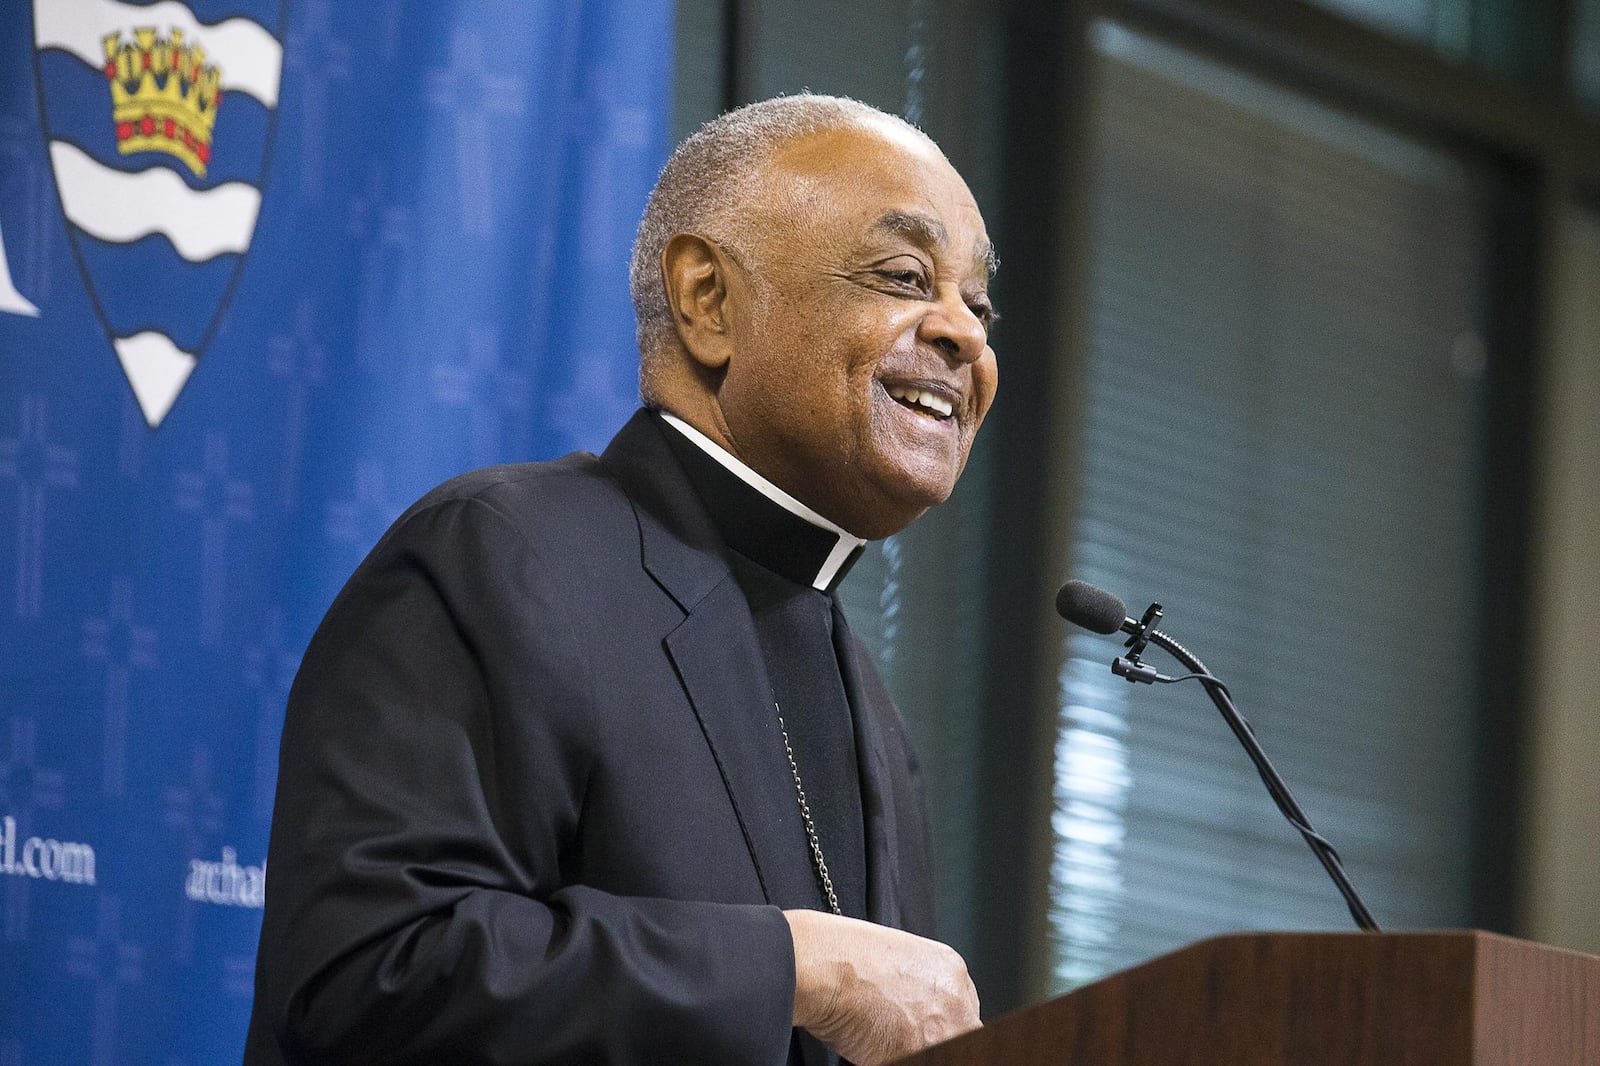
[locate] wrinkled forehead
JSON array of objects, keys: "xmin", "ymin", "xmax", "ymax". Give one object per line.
[{"xmin": 755, "ymin": 122, "xmax": 991, "ymax": 266}]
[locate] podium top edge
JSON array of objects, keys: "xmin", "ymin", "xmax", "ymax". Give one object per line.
[{"xmin": 1182, "ymin": 928, "xmax": 1600, "ymax": 962}]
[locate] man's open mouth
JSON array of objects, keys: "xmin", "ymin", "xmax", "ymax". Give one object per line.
[{"xmin": 885, "ymin": 383, "xmax": 955, "ymax": 420}]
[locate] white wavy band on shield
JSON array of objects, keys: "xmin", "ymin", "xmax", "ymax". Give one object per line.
[
  {"xmin": 33, "ymin": 0, "xmax": 283, "ymax": 107},
  {"xmin": 113, "ymin": 331, "xmax": 197, "ymax": 428},
  {"xmin": 50, "ymin": 141, "xmax": 262, "ymax": 262}
]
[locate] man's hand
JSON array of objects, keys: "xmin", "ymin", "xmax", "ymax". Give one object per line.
[{"xmin": 783, "ymin": 909, "xmax": 981, "ymax": 1065}]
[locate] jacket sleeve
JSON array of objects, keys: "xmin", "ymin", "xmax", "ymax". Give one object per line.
[{"xmin": 248, "ymin": 491, "xmax": 797, "ymax": 1065}]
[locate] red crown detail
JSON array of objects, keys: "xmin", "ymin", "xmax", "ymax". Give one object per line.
[{"xmin": 102, "ymin": 28, "xmax": 222, "ymax": 178}]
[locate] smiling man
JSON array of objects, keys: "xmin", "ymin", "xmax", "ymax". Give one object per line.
[{"xmin": 248, "ymin": 95, "xmax": 997, "ymax": 1066}]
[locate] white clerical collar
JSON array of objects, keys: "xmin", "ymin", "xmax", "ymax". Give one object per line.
[{"xmin": 659, "ymin": 411, "xmax": 868, "ymax": 592}]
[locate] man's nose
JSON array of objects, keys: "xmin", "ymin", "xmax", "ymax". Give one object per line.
[{"xmin": 919, "ymin": 284, "xmax": 989, "ymax": 364}]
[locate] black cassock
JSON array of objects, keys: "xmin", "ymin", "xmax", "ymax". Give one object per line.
[{"xmin": 246, "ymin": 409, "xmax": 936, "ymax": 1065}]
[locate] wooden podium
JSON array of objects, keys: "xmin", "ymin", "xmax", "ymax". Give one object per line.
[{"xmin": 900, "ymin": 931, "xmax": 1600, "ymax": 1065}]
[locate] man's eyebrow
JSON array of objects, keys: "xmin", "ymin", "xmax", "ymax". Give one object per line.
[
  {"xmin": 874, "ymin": 210, "xmax": 947, "ymax": 250},
  {"xmin": 872, "ymin": 211, "xmax": 998, "ymax": 278}
]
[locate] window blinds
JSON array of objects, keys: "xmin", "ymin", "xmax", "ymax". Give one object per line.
[{"xmin": 1048, "ymin": 26, "xmax": 1492, "ymax": 988}]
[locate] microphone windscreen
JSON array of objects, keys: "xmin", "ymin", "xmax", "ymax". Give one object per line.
[{"xmin": 1055, "ymin": 580, "xmax": 1128, "ymax": 635}]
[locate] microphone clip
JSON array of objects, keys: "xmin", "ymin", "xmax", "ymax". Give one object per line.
[
  {"xmin": 1122, "ymin": 601, "xmax": 1162, "ymax": 659},
  {"xmin": 1114, "ymin": 602, "xmax": 1165, "ymax": 685}
]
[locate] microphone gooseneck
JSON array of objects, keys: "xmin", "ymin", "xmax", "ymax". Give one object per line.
[{"xmin": 1055, "ymin": 580, "xmax": 1381, "ymax": 933}]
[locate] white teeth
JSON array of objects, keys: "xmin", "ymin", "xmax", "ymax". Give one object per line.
[{"xmin": 886, "ymin": 385, "xmax": 954, "ymax": 418}]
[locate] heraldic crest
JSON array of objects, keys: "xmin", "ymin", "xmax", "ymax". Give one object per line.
[{"xmin": 33, "ymin": 0, "xmax": 287, "ymax": 428}]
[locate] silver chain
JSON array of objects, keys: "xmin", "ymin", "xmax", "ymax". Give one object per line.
[{"xmin": 774, "ymin": 702, "xmax": 841, "ymax": 916}]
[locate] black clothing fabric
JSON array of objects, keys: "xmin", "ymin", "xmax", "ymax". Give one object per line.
[
  {"xmin": 658, "ymin": 417, "xmax": 864, "ymax": 593},
  {"xmin": 728, "ymin": 554, "xmax": 869, "ymax": 921},
  {"xmin": 244, "ymin": 410, "xmax": 935, "ymax": 1065},
  {"xmin": 661, "ymin": 415, "xmax": 869, "ymax": 922}
]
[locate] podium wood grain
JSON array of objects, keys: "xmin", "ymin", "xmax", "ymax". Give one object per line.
[{"xmin": 899, "ymin": 931, "xmax": 1600, "ymax": 1065}]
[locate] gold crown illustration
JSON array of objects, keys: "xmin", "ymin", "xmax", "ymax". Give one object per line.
[{"xmin": 102, "ymin": 28, "xmax": 222, "ymax": 178}]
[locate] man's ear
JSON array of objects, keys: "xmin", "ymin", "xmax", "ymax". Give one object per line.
[{"xmin": 661, "ymin": 233, "xmax": 738, "ymax": 371}]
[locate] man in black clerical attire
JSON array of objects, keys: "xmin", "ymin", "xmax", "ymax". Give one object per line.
[{"xmin": 247, "ymin": 93, "xmax": 999, "ymax": 1066}]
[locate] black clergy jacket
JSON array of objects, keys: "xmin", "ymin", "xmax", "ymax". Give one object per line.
[{"xmin": 244, "ymin": 409, "xmax": 937, "ymax": 1065}]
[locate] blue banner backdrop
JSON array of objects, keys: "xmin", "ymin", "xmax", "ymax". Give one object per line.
[{"xmin": 0, "ymin": 0, "xmax": 673, "ymax": 1060}]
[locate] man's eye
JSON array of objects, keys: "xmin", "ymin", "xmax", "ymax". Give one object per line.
[{"xmin": 881, "ymin": 269, "xmax": 928, "ymax": 290}]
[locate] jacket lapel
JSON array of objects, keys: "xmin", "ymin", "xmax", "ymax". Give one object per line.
[
  {"xmin": 663, "ymin": 581, "xmax": 822, "ymax": 908},
  {"xmin": 602, "ymin": 411, "xmax": 819, "ymax": 909}
]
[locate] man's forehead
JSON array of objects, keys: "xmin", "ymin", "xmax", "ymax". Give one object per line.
[
  {"xmin": 765, "ymin": 123, "xmax": 960, "ymax": 200},
  {"xmin": 770, "ymin": 116, "xmax": 935, "ymax": 168},
  {"xmin": 758, "ymin": 126, "xmax": 993, "ymax": 272}
]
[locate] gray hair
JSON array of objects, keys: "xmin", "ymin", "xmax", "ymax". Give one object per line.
[{"xmin": 629, "ymin": 94, "xmax": 933, "ymax": 402}]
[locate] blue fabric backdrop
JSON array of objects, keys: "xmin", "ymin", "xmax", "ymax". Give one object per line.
[{"xmin": 0, "ymin": 1, "xmax": 673, "ymax": 1059}]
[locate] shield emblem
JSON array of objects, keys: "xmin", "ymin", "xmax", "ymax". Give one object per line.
[{"xmin": 33, "ymin": 0, "xmax": 286, "ymax": 428}]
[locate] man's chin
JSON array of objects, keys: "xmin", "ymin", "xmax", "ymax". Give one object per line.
[{"xmin": 847, "ymin": 470, "xmax": 958, "ymax": 539}]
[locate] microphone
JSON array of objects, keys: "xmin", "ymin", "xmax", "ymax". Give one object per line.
[
  {"xmin": 1055, "ymin": 580, "xmax": 1381, "ymax": 933},
  {"xmin": 1054, "ymin": 580, "xmax": 1128, "ymax": 635}
]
